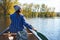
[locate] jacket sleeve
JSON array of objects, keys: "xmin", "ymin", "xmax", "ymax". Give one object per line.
[{"xmin": 22, "ymin": 15, "xmax": 33, "ymax": 29}]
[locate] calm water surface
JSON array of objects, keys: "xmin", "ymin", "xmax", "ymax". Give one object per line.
[{"xmin": 27, "ymin": 17, "xmax": 60, "ymax": 40}]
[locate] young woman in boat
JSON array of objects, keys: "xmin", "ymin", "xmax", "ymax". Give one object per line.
[{"xmin": 9, "ymin": 5, "xmax": 35, "ymax": 40}]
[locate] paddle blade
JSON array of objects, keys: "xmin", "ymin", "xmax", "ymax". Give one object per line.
[{"xmin": 35, "ymin": 30, "xmax": 48, "ymax": 40}]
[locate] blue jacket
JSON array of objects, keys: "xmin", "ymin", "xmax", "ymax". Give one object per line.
[{"xmin": 9, "ymin": 13, "xmax": 32, "ymax": 33}]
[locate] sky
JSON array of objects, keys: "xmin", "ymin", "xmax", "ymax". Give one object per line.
[{"xmin": 18, "ymin": 0, "xmax": 60, "ymax": 12}]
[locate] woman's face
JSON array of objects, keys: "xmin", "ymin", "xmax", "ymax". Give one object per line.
[
  {"xmin": 19, "ymin": 9, "xmax": 21, "ymax": 12},
  {"xmin": 17, "ymin": 9, "xmax": 21, "ymax": 13}
]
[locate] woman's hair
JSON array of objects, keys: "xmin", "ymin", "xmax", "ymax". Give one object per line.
[
  {"xmin": 16, "ymin": 9, "xmax": 21, "ymax": 13},
  {"xmin": 14, "ymin": 5, "xmax": 21, "ymax": 12}
]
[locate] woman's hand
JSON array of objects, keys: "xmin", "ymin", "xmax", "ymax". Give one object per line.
[
  {"xmin": 32, "ymin": 28, "xmax": 36, "ymax": 31},
  {"xmin": 30, "ymin": 25, "xmax": 36, "ymax": 31}
]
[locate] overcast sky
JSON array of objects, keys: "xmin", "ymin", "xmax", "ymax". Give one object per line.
[{"xmin": 18, "ymin": 0, "xmax": 60, "ymax": 12}]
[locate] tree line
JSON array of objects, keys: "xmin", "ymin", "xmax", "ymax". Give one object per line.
[
  {"xmin": 20, "ymin": 3, "xmax": 56, "ymax": 18},
  {"xmin": 0, "ymin": 1, "xmax": 56, "ymax": 18}
]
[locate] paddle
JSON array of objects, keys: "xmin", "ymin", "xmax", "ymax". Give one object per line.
[
  {"xmin": 35, "ymin": 30, "xmax": 48, "ymax": 40},
  {"xmin": 0, "ymin": 27, "xmax": 9, "ymax": 35}
]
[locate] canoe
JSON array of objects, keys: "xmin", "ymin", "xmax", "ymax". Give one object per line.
[
  {"xmin": 0, "ymin": 28, "xmax": 39, "ymax": 40},
  {"xmin": 27, "ymin": 28, "xmax": 39, "ymax": 40}
]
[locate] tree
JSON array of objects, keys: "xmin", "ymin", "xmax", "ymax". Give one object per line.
[
  {"xmin": 34, "ymin": 4, "xmax": 40, "ymax": 17},
  {"xmin": 0, "ymin": 0, "xmax": 18, "ymax": 29}
]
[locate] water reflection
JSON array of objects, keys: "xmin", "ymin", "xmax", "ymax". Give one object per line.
[{"xmin": 27, "ymin": 17, "xmax": 60, "ymax": 40}]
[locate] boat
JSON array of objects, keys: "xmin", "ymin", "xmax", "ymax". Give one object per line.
[{"xmin": 0, "ymin": 28, "xmax": 39, "ymax": 40}]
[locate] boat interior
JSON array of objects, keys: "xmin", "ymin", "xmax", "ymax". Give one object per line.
[{"xmin": 0, "ymin": 29, "xmax": 38, "ymax": 40}]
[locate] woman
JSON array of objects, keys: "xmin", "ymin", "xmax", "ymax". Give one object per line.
[{"xmin": 9, "ymin": 5, "xmax": 35, "ymax": 40}]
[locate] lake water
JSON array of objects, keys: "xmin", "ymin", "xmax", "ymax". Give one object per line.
[{"xmin": 27, "ymin": 17, "xmax": 60, "ymax": 40}]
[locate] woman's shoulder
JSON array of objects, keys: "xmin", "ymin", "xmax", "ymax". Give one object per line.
[
  {"xmin": 20, "ymin": 13, "xmax": 24, "ymax": 17},
  {"xmin": 10, "ymin": 13, "xmax": 15, "ymax": 16}
]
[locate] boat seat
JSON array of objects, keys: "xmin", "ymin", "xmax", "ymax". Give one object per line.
[{"xmin": 3, "ymin": 33, "xmax": 32, "ymax": 35}]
